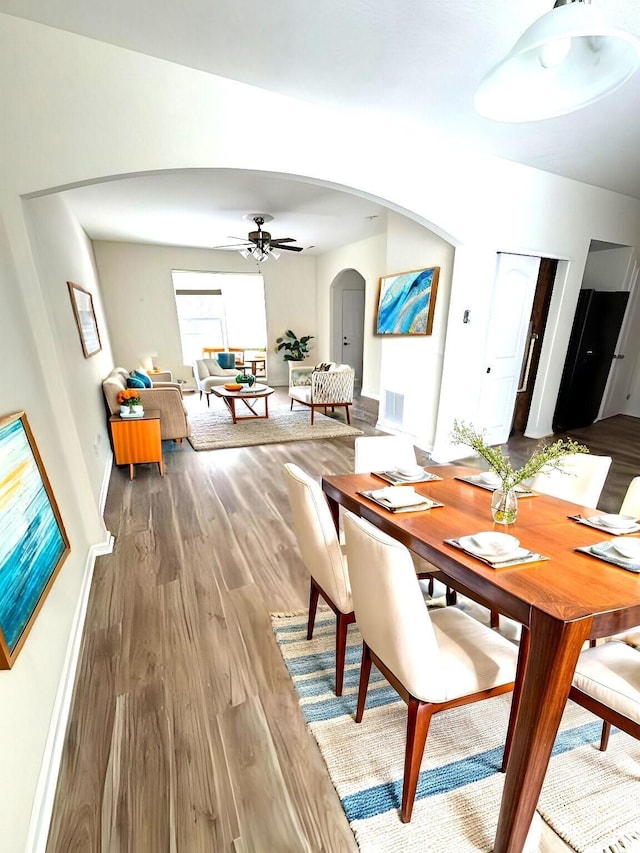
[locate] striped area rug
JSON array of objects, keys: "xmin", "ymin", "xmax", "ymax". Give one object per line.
[{"xmin": 271, "ymin": 610, "xmax": 640, "ymax": 853}]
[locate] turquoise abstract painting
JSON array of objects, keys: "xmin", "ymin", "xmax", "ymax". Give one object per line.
[
  {"xmin": 0, "ymin": 412, "xmax": 69, "ymax": 667},
  {"xmin": 376, "ymin": 267, "xmax": 440, "ymax": 335}
]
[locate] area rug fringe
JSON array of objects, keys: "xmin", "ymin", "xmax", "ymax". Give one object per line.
[{"xmin": 271, "ymin": 610, "xmax": 640, "ymax": 853}]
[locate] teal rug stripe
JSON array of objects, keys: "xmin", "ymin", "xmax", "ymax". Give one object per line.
[
  {"xmin": 342, "ymin": 718, "xmax": 607, "ymax": 822},
  {"xmin": 272, "ymin": 616, "xmax": 336, "ymax": 638},
  {"xmin": 281, "ymin": 642, "xmax": 364, "ymax": 678},
  {"xmin": 302, "ymin": 683, "xmax": 401, "ymax": 723},
  {"xmin": 293, "ymin": 666, "xmax": 385, "ymax": 699}
]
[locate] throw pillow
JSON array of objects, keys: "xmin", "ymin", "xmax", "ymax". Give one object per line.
[
  {"xmin": 127, "ymin": 375, "xmax": 146, "ymax": 389},
  {"xmin": 132, "ymin": 369, "xmax": 152, "ymax": 388},
  {"xmin": 314, "ymin": 362, "xmax": 334, "ymax": 372}
]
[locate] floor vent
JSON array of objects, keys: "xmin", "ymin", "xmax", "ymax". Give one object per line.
[{"xmin": 383, "ymin": 390, "xmax": 404, "ymax": 427}]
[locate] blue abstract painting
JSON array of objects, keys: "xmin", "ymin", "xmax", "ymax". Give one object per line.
[
  {"xmin": 376, "ymin": 267, "xmax": 440, "ymax": 335},
  {"xmin": 0, "ymin": 413, "xmax": 69, "ymax": 667}
]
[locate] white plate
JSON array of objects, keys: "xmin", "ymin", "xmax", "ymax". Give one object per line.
[
  {"xmin": 476, "ymin": 472, "xmax": 502, "ymax": 487},
  {"xmin": 394, "ymin": 467, "xmax": 424, "ymax": 479},
  {"xmin": 611, "ymin": 537, "xmax": 640, "ymax": 561},
  {"xmin": 237, "ymin": 383, "xmax": 267, "ymax": 393},
  {"xmin": 596, "ymin": 513, "xmax": 638, "ymax": 530},
  {"xmin": 458, "ymin": 531, "xmax": 520, "ymax": 559}
]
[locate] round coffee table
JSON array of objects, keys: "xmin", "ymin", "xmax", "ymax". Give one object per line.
[{"xmin": 211, "ymin": 384, "xmax": 275, "ymax": 424}]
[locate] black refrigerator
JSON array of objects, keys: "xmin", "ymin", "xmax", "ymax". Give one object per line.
[{"xmin": 553, "ymin": 289, "xmax": 629, "ymax": 432}]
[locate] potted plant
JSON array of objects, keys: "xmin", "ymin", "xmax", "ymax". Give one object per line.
[
  {"xmin": 117, "ymin": 388, "xmax": 143, "ymax": 416},
  {"xmin": 450, "ymin": 420, "xmax": 588, "ymax": 524},
  {"xmin": 236, "ymin": 372, "xmax": 256, "ymax": 388},
  {"xmin": 275, "ymin": 330, "xmax": 314, "ymax": 361}
]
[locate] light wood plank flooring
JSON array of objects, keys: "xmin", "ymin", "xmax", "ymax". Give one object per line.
[{"xmin": 46, "ymin": 392, "xmax": 639, "ymax": 851}]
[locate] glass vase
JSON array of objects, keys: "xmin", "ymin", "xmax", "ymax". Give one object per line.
[{"xmin": 491, "ymin": 487, "xmax": 518, "ymax": 525}]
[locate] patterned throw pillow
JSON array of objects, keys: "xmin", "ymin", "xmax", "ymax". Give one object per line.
[
  {"xmin": 131, "ymin": 369, "xmax": 152, "ymax": 388},
  {"xmin": 314, "ymin": 362, "xmax": 334, "ymax": 372},
  {"xmin": 126, "ymin": 374, "xmax": 146, "ymax": 389}
]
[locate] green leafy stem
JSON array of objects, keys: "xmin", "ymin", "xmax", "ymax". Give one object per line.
[{"xmin": 450, "ymin": 420, "xmax": 589, "ymax": 491}]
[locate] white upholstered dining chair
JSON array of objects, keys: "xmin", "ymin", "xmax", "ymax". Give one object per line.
[
  {"xmin": 343, "ymin": 511, "xmax": 518, "ymax": 823},
  {"xmin": 530, "ymin": 453, "xmax": 612, "ymax": 507},
  {"xmin": 283, "ymin": 463, "xmax": 355, "ymax": 696},
  {"xmin": 354, "ymin": 435, "xmax": 419, "ymax": 475},
  {"xmin": 620, "ymin": 476, "xmax": 640, "ymax": 517},
  {"xmin": 353, "ymin": 435, "xmax": 452, "ymax": 605},
  {"xmin": 570, "ymin": 641, "xmax": 640, "ymax": 751}
]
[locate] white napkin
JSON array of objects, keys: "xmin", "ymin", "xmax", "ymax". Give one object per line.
[{"xmin": 370, "ymin": 486, "xmax": 429, "ymax": 508}]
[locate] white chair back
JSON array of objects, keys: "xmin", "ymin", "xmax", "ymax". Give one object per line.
[
  {"xmin": 343, "ymin": 512, "xmax": 444, "ymax": 700},
  {"xmin": 354, "ymin": 435, "xmax": 417, "ymax": 474},
  {"xmin": 621, "ymin": 476, "xmax": 640, "ymax": 518},
  {"xmin": 311, "ymin": 367, "xmax": 355, "ymax": 404},
  {"xmin": 530, "ymin": 453, "xmax": 611, "ymax": 508},
  {"xmin": 283, "ymin": 464, "xmax": 352, "ymax": 613}
]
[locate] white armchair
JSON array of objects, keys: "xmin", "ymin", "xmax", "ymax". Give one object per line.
[
  {"xmin": 193, "ymin": 358, "xmax": 238, "ymax": 406},
  {"xmin": 289, "ymin": 362, "xmax": 355, "ymax": 425}
]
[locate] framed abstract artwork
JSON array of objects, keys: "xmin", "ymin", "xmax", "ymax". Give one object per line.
[
  {"xmin": 375, "ymin": 266, "xmax": 440, "ymax": 336},
  {"xmin": 0, "ymin": 412, "xmax": 70, "ymax": 668},
  {"xmin": 68, "ymin": 281, "xmax": 102, "ymax": 358}
]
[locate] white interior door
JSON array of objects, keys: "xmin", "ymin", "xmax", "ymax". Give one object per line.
[
  {"xmin": 341, "ymin": 288, "xmax": 364, "ymax": 380},
  {"xmin": 598, "ymin": 260, "xmax": 639, "ymax": 420},
  {"xmin": 478, "ymin": 253, "xmax": 541, "ymax": 445}
]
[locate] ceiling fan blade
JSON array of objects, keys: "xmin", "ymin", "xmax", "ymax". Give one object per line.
[
  {"xmin": 276, "ymin": 244, "xmax": 303, "ymax": 252},
  {"xmin": 269, "ymin": 237, "xmax": 296, "ymax": 244},
  {"xmin": 213, "ymin": 242, "xmax": 252, "ymax": 250}
]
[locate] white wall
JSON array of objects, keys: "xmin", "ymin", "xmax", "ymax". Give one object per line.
[
  {"xmin": 1, "ymin": 11, "xmax": 640, "ymax": 850},
  {"xmin": 317, "ymin": 233, "xmax": 386, "ymax": 398},
  {"xmin": 0, "ymin": 191, "xmax": 111, "ymax": 851},
  {"xmin": 93, "ymin": 241, "xmax": 317, "ymax": 387},
  {"xmin": 582, "ymin": 247, "xmax": 635, "ymax": 292}
]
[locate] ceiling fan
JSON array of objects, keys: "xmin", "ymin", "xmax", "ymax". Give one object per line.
[{"xmin": 213, "ymin": 213, "xmax": 303, "ymax": 261}]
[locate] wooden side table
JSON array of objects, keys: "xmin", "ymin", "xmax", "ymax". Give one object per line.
[{"xmin": 109, "ymin": 409, "xmax": 164, "ymax": 480}]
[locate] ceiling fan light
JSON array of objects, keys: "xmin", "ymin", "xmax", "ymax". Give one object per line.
[
  {"xmin": 475, "ymin": 0, "xmax": 640, "ymax": 122},
  {"xmin": 270, "ymin": 249, "xmax": 281, "ymax": 260},
  {"xmin": 239, "ymin": 248, "xmax": 251, "ymax": 259}
]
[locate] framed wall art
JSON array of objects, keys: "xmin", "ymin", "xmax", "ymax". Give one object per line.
[
  {"xmin": 68, "ymin": 281, "xmax": 102, "ymax": 358},
  {"xmin": 0, "ymin": 412, "xmax": 70, "ymax": 668},
  {"xmin": 375, "ymin": 266, "xmax": 440, "ymax": 336}
]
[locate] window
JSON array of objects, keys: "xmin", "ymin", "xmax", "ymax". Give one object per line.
[{"xmin": 172, "ymin": 271, "xmax": 267, "ymax": 364}]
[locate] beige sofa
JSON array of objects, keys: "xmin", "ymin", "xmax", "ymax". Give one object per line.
[
  {"xmin": 102, "ymin": 367, "xmax": 191, "ymax": 441},
  {"xmin": 193, "ymin": 358, "xmax": 239, "ymax": 406}
]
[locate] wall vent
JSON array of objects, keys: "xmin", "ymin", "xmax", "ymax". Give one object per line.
[{"xmin": 383, "ymin": 390, "xmax": 404, "ymax": 426}]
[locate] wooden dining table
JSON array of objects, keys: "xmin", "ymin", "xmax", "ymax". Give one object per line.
[{"xmin": 322, "ymin": 465, "xmax": 640, "ymax": 853}]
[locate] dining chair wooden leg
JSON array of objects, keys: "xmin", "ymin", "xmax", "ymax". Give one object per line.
[
  {"xmin": 335, "ymin": 611, "xmax": 351, "ymax": 696},
  {"xmin": 356, "ymin": 643, "xmax": 373, "ymax": 722},
  {"xmin": 490, "ymin": 609, "xmax": 500, "ymax": 629},
  {"xmin": 600, "ymin": 720, "xmax": 611, "ymax": 752},
  {"xmin": 307, "ymin": 579, "xmax": 320, "ymax": 641},
  {"xmin": 446, "ymin": 587, "xmax": 457, "ymax": 606},
  {"xmin": 402, "ymin": 698, "xmax": 434, "ymax": 823}
]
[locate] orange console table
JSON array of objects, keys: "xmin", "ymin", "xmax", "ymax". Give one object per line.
[{"xmin": 109, "ymin": 409, "xmax": 164, "ymax": 480}]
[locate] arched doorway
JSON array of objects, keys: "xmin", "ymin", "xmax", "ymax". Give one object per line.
[{"xmin": 330, "ymin": 269, "xmax": 365, "ymax": 385}]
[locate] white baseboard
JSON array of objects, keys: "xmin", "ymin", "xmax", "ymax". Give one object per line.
[{"xmin": 26, "ymin": 531, "xmax": 114, "ymax": 853}]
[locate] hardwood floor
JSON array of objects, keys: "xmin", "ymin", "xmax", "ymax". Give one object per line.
[{"xmin": 46, "ymin": 393, "xmax": 639, "ymax": 851}]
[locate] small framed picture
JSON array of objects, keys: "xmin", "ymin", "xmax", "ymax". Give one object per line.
[
  {"xmin": 68, "ymin": 281, "xmax": 102, "ymax": 358},
  {"xmin": 376, "ymin": 267, "xmax": 440, "ymax": 336}
]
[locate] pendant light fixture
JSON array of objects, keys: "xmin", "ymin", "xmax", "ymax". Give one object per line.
[{"xmin": 475, "ymin": 0, "xmax": 640, "ymax": 122}]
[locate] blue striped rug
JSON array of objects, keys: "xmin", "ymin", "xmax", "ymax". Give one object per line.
[{"xmin": 272, "ymin": 609, "xmax": 640, "ymax": 853}]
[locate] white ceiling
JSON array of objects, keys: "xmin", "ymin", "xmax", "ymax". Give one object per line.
[{"xmin": 5, "ymin": 0, "xmax": 640, "ymax": 250}]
